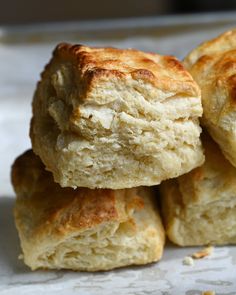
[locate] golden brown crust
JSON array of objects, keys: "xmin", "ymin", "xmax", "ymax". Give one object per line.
[
  {"xmin": 45, "ymin": 43, "xmax": 200, "ymax": 97},
  {"xmin": 184, "ymin": 29, "xmax": 236, "ymax": 68},
  {"xmin": 184, "ymin": 30, "xmax": 236, "ymax": 121},
  {"xmin": 160, "ymin": 132, "xmax": 236, "ymax": 246},
  {"xmin": 12, "ymin": 150, "xmax": 144, "ymax": 238},
  {"xmin": 183, "ymin": 29, "xmax": 236, "ymax": 167},
  {"xmin": 12, "ymin": 150, "xmax": 165, "ymax": 271}
]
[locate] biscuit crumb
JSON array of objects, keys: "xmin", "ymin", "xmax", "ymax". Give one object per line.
[
  {"xmin": 183, "ymin": 256, "xmax": 194, "ymax": 266},
  {"xmin": 18, "ymin": 254, "xmax": 23, "ymax": 260},
  {"xmin": 191, "ymin": 246, "xmax": 214, "ymax": 259},
  {"xmin": 201, "ymin": 291, "xmax": 215, "ymax": 295}
]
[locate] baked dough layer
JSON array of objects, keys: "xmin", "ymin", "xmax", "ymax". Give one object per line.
[
  {"xmin": 12, "ymin": 150, "xmax": 165, "ymax": 271},
  {"xmin": 30, "ymin": 43, "xmax": 204, "ymax": 189},
  {"xmin": 160, "ymin": 134, "xmax": 236, "ymax": 246},
  {"xmin": 184, "ymin": 29, "xmax": 236, "ymax": 168}
]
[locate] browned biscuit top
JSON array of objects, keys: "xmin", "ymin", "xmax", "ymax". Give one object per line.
[
  {"xmin": 12, "ymin": 150, "xmax": 143, "ymax": 238},
  {"xmin": 42, "ymin": 43, "xmax": 200, "ymax": 97}
]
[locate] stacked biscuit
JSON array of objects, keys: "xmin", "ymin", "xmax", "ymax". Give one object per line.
[
  {"xmin": 160, "ymin": 29, "xmax": 236, "ymax": 246},
  {"xmin": 11, "ymin": 44, "xmax": 205, "ymax": 271}
]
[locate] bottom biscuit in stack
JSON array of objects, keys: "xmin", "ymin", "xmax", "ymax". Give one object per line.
[
  {"xmin": 11, "ymin": 150, "xmax": 165, "ymax": 271},
  {"xmin": 160, "ymin": 133, "xmax": 236, "ymax": 246}
]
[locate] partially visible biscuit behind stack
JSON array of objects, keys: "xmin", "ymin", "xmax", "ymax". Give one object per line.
[
  {"xmin": 12, "ymin": 151, "xmax": 165, "ymax": 271},
  {"xmin": 184, "ymin": 29, "xmax": 236, "ymax": 168},
  {"xmin": 160, "ymin": 29, "xmax": 236, "ymax": 246},
  {"xmin": 30, "ymin": 44, "xmax": 204, "ymax": 189},
  {"xmin": 160, "ymin": 133, "xmax": 236, "ymax": 246}
]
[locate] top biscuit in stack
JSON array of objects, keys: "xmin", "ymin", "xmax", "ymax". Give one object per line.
[
  {"xmin": 184, "ymin": 29, "xmax": 236, "ymax": 168},
  {"xmin": 30, "ymin": 44, "xmax": 204, "ymax": 189}
]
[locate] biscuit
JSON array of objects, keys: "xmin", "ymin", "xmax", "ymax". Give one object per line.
[
  {"xmin": 12, "ymin": 150, "xmax": 165, "ymax": 271},
  {"xmin": 184, "ymin": 29, "xmax": 236, "ymax": 167},
  {"xmin": 160, "ymin": 133, "xmax": 236, "ymax": 246},
  {"xmin": 30, "ymin": 43, "xmax": 204, "ymax": 189}
]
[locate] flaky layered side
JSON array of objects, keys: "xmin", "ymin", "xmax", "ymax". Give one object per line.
[
  {"xmin": 160, "ymin": 134, "xmax": 236, "ymax": 246},
  {"xmin": 12, "ymin": 150, "xmax": 165, "ymax": 271},
  {"xmin": 184, "ymin": 29, "xmax": 236, "ymax": 168},
  {"xmin": 30, "ymin": 43, "xmax": 204, "ymax": 189}
]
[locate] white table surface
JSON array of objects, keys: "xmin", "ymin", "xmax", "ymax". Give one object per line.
[{"xmin": 1, "ymin": 13, "xmax": 236, "ymax": 294}]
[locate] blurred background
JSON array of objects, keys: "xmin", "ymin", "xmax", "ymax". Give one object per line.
[{"xmin": 1, "ymin": 0, "xmax": 236, "ymax": 24}]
